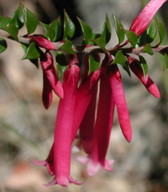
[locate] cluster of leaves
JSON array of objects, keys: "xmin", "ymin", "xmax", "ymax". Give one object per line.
[{"xmin": 0, "ymin": 4, "xmax": 167, "ymax": 78}]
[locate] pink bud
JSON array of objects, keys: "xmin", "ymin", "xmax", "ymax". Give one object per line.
[{"xmin": 130, "ymin": 0, "xmax": 167, "ymax": 36}]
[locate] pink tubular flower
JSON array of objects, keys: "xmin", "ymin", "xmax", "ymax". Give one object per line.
[
  {"xmin": 109, "ymin": 65, "xmax": 132, "ymax": 142},
  {"xmin": 50, "ymin": 58, "xmax": 81, "ymax": 187},
  {"xmin": 28, "ymin": 35, "xmax": 55, "ymax": 50},
  {"xmin": 78, "ymin": 68, "xmax": 115, "ymax": 176},
  {"xmin": 127, "ymin": 56, "xmax": 160, "ymax": 98},
  {"xmin": 130, "ymin": 0, "xmax": 167, "ymax": 36},
  {"xmin": 77, "ymin": 83, "xmax": 98, "ymax": 154},
  {"xmin": 40, "ymin": 51, "xmax": 63, "ymax": 109}
]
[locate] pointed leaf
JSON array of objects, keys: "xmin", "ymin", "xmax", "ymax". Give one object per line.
[
  {"xmin": 139, "ymin": 55, "xmax": 148, "ymax": 76},
  {"xmin": 125, "ymin": 30, "xmax": 138, "ymax": 47},
  {"xmin": 89, "ymin": 53, "xmax": 100, "ymax": 74},
  {"xmin": 94, "ymin": 37, "xmax": 106, "ymax": 51},
  {"xmin": 56, "ymin": 52, "xmax": 68, "ymax": 79},
  {"xmin": 23, "ymin": 7, "xmax": 38, "ymax": 34},
  {"xmin": 0, "ymin": 16, "xmax": 11, "ymax": 28},
  {"xmin": 1, "ymin": 25, "xmax": 18, "ymax": 40},
  {"xmin": 61, "ymin": 40, "xmax": 76, "ymax": 54},
  {"xmin": 101, "ymin": 14, "xmax": 111, "ymax": 44},
  {"xmin": 22, "ymin": 42, "xmax": 40, "ymax": 59},
  {"xmin": 78, "ymin": 17, "xmax": 93, "ymax": 44},
  {"xmin": 163, "ymin": 54, "xmax": 168, "ymax": 71},
  {"xmin": 63, "ymin": 11, "xmax": 75, "ymax": 40},
  {"xmin": 0, "ymin": 38, "xmax": 7, "ymax": 53},
  {"xmin": 113, "ymin": 50, "xmax": 130, "ymax": 76},
  {"xmin": 112, "ymin": 15, "xmax": 125, "ymax": 44},
  {"xmin": 142, "ymin": 44, "xmax": 153, "ymax": 55},
  {"xmin": 156, "ymin": 19, "xmax": 165, "ymax": 44}
]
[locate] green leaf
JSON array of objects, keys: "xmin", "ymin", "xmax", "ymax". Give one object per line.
[
  {"xmin": 0, "ymin": 16, "xmax": 11, "ymax": 28},
  {"xmin": 146, "ymin": 19, "xmax": 157, "ymax": 42},
  {"xmin": 125, "ymin": 30, "xmax": 138, "ymax": 47},
  {"xmin": 10, "ymin": 4, "xmax": 25, "ymax": 29},
  {"xmin": 113, "ymin": 50, "xmax": 127, "ymax": 65},
  {"xmin": 113, "ymin": 50, "xmax": 130, "ymax": 76},
  {"xmin": 23, "ymin": 6, "xmax": 38, "ymax": 34},
  {"xmin": 142, "ymin": 44, "xmax": 153, "ymax": 55},
  {"xmin": 112, "ymin": 15, "xmax": 125, "ymax": 44},
  {"xmin": 42, "ymin": 18, "xmax": 62, "ymax": 41},
  {"xmin": 56, "ymin": 52, "xmax": 68, "ymax": 79},
  {"xmin": 101, "ymin": 14, "xmax": 111, "ymax": 44},
  {"xmin": 0, "ymin": 38, "xmax": 7, "ymax": 53},
  {"xmin": 29, "ymin": 59, "xmax": 39, "ymax": 68},
  {"xmin": 139, "ymin": 55, "xmax": 148, "ymax": 76},
  {"xmin": 94, "ymin": 37, "xmax": 106, "ymax": 51},
  {"xmin": 89, "ymin": 53, "xmax": 100, "ymax": 74},
  {"xmin": 63, "ymin": 11, "xmax": 75, "ymax": 40},
  {"xmin": 1, "ymin": 25, "xmax": 18, "ymax": 40},
  {"xmin": 78, "ymin": 17, "xmax": 93, "ymax": 44},
  {"xmin": 156, "ymin": 19, "xmax": 165, "ymax": 44},
  {"xmin": 22, "ymin": 42, "xmax": 40, "ymax": 59},
  {"xmin": 61, "ymin": 40, "xmax": 76, "ymax": 54},
  {"xmin": 163, "ymin": 54, "xmax": 168, "ymax": 71}
]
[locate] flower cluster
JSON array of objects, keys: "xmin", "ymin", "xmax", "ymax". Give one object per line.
[{"xmin": 29, "ymin": 0, "xmax": 167, "ymax": 187}]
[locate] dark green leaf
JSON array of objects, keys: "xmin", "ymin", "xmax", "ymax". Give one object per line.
[
  {"xmin": 139, "ymin": 55, "xmax": 148, "ymax": 76},
  {"xmin": 0, "ymin": 16, "xmax": 11, "ymax": 28},
  {"xmin": 78, "ymin": 17, "xmax": 93, "ymax": 44},
  {"xmin": 29, "ymin": 59, "xmax": 39, "ymax": 68},
  {"xmin": 125, "ymin": 30, "xmax": 138, "ymax": 47},
  {"xmin": 112, "ymin": 15, "xmax": 125, "ymax": 44},
  {"xmin": 89, "ymin": 53, "xmax": 100, "ymax": 74},
  {"xmin": 22, "ymin": 42, "xmax": 40, "ymax": 59},
  {"xmin": 146, "ymin": 19, "xmax": 157, "ymax": 42},
  {"xmin": 163, "ymin": 54, "xmax": 168, "ymax": 71},
  {"xmin": 63, "ymin": 11, "xmax": 75, "ymax": 40},
  {"xmin": 142, "ymin": 44, "xmax": 153, "ymax": 55},
  {"xmin": 101, "ymin": 14, "xmax": 111, "ymax": 44},
  {"xmin": 156, "ymin": 19, "xmax": 165, "ymax": 44},
  {"xmin": 0, "ymin": 38, "xmax": 7, "ymax": 53},
  {"xmin": 61, "ymin": 40, "xmax": 76, "ymax": 54},
  {"xmin": 23, "ymin": 7, "xmax": 38, "ymax": 34}
]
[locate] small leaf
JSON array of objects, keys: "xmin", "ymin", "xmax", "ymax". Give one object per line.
[
  {"xmin": 29, "ymin": 59, "xmax": 39, "ymax": 68},
  {"xmin": 0, "ymin": 16, "xmax": 11, "ymax": 28},
  {"xmin": 78, "ymin": 17, "xmax": 93, "ymax": 44},
  {"xmin": 125, "ymin": 30, "xmax": 138, "ymax": 47},
  {"xmin": 89, "ymin": 53, "xmax": 100, "ymax": 74},
  {"xmin": 42, "ymin": 18, "xmax": 62, "ymax": 42},
  {"xmin": 63, "ymin": 11, "xmax": 75, "ymax": 40},
  {"xmin": 56, "ymin": 52, "xmax": 68, "ymax": 79},
  {"xmin": 139, "ymin": 55, "xmax": 148, "ymax": 76},
  {"xmin": 142, "ymin": 44, "xmax": 153, "ymax": 55},
  {"xmin": 101, "ymin": 14, "xmax": 111, "ymax": 44},
  {"xmin": 113, "ymin": 50, "xmax": 127, "ymax": 65},
  {"xmin": 156, "ymin": 19, "xmax": 165, "ymax": 44},
  {"xmin": 61, "ymin": 40, "xmax": 76, "ymax": 54},
  {"xmin": 0, "ymin": 38, "xmax": 7, "ymax": 53},
  {"xmin": 22, "ymin": 42, "xmax": 40, "ymax": 59},
  {"xmin": 146, "ymin": 19, "xmax": 157, "ymax": 42},
  {"xmin": 113, "ymin": 50, "xmax": 130, "ymax": 76},
  {"xmin": 112, "ymin": 15, "xmax": 125, "ymax": 44},
  {"xmin": 163, "ymin": 54, "xmax": 168, "ymax": 71},
  {"xmin": 23, "ymin": 7, "xmax": 38, "ymax": 34},
  {"xmin": 10, "ymin": 4, "xmax": 25, "ymax": 29},
  {"xmin": 1, "ymin": 25, "xmax": 18, "ymax": 40},
  {"xmin": 94, "ymin": 37, "xmax": 106, "ymax": 51}
]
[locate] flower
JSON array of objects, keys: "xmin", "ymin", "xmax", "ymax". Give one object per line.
[
  {"xmin": 40, "ymin": 51, "xmax": 63, "ymax": 109},
  {"xmin": 130, "ymin": 0, "xmax": 167, "ymax": 36}
]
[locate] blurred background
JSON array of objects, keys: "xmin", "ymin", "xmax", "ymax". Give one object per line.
[{"xmin": 0, "ymin": 0, "xmax": 168, "ymax": 192}]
